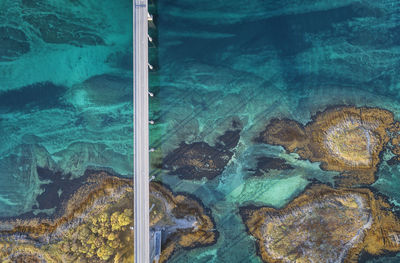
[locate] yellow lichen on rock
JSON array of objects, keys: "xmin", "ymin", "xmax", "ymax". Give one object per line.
[
  {"xmin": 240, "ymin": 185, "xmax": 400, "ymax": 263},
  {"xmin": 258, "ymin": 106, "xmax": 395, "ymax": 186},
  {"xmin": 149, "ymin": 182, "xmax": 218, "ymax": 262},
  {"xmin": 0, "ymin": 175, "xmax": 217, "ymax": 263},
  {"xmin": 54, "ymin": 207, "xmax": 133, "ymax": 262},
  {"xmin": 0, "ymin": 173, "xmax": 134, "ymax": 263}
]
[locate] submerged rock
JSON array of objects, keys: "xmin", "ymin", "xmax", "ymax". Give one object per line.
[
  {"xmin": 23, "ymin": 14, "xmax": 104, "ymax": 46},
  {"xmin": 68, "ymin": 74, "xmax": 133, "ymax": 106},
  {"xmin": 163, "ymin": 123, "xmax": 241, "ymax": 180},
  {"xmin": 248, "ymin": 156, "xmax": 294, "ymax": 177},
  {"xmin": 0, "ymin": 144, "xmax": 57, "ymax": 217},
  {"xmin": 0, "ymin": 26, "xmax": 30, "ymax": 61},
  {"xmin": 53, "ymin": 142, "xmax": 132, "ymax": 178}
]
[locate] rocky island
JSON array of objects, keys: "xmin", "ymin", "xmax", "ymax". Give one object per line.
[
  {"xmin": 240, "ymin": 185, "xmax": 400, "ymax": 263},
  {"xmin": 163, "ymin": 122, "xmax": 241, "ymax": 180},
  {"xmin": 257, "ymin": 106, "xmax": 399, "ymax": 186},
  {"xmin": 0, "ymin": 172, "xmax": 217, "ymax": 263}
]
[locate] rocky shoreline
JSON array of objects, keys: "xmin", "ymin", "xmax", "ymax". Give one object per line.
[
  {"xmin": 256, "ymin": 106, "xmax": 399, "ymax": 187},
  {"xmin": 0, "ymin": 171, "xmax": 217, "ymax": 263},
  {"xmin": 149, "ymin": 182, "xmax": 218, "ymax": 263},
  {"xmin": 240, "ymin": 184, "xmax": 400, "ymax": 263},
  {"xmin": 242, "ymin": 105, "xmax": 400, "ymax": 262}
]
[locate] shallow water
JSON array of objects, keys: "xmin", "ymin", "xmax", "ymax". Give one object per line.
[
  {"xmin": 0, "ymin": 0, "xmax": 133, "ymax": 217},
  {"xmin": 151, "ymin": 0, "xmax": 400, "ymax": 262},
  {"xmin": 1, "ymin": 0, "xmax": 400, "ymax": 261}
]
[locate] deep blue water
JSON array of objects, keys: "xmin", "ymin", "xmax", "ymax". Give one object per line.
[
  {"xmin": 151, "ymin": 0, "xmax": 400, "ymax": 262},
  {"xmin": 0, "ymin": 82, "xmax": 67, "ymax": 112}
]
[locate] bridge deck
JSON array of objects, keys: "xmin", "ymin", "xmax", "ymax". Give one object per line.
[{"xmin": 134, "ymin": 0, "xmax": 149, "ymax": 262}]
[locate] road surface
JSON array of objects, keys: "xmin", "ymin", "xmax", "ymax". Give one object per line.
[{"xmin": 134, "ymin": 0, "xmax": 149, "ymax": 262}]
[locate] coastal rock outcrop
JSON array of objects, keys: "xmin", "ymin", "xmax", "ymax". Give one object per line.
[
  {"xmin": 257, "ymin": 106, "xmax": 397, "ymax": 186},
  {"xmin": 240, "ymin": 185, "xmax": 400, "ymax": 263},
  {"xmin": 0, "ymin": 172, "xmax": 217, "ymax": 263}
]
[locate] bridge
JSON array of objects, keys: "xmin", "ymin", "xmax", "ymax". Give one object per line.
[{"xmin": 134, "ymin": 0, "xmax": 150, "ymax": 262}]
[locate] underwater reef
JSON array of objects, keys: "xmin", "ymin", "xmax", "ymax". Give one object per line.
[
  {"xmin": 247, "ymin": 156, "xmax": 294, "ymax": 177},
  {"xmin": 149, "ymin": 0, "xmax": 400, "ymax": 261},
  {"xmin": 162, "ymin": 122, "xmax": 241, "ymax": 180},
  {"xmin": 0, "ymin": 0, "xmax": 134, "ymax": 218}
]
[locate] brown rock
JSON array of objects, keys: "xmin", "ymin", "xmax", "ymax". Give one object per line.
[
  {"xmin": 0, "ymin": 173, "xmax": 217, "ymax": 263},
  {"xmin": 163, "ymin": 124, "xmax": 241, "ymax": 180},
  {"xmin": 150, "ymin": 182, "xmax": 218, "ymax": 262},
  {"xmin": 240, "ymin": 185, "xmax": 400, "ymax": 263},
  {"xmin": 257, "ymin": 106, "xmax": 395, "ymax": 186}
]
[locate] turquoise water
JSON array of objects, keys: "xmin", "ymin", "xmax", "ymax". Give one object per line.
[
  {"xmin": 151, "ymin": 0, "xmax": 400, "ymax": 262},
  {"xmin": 0, "ymin": 0, "xmax": 132, "ymax": 217}
]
